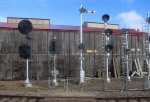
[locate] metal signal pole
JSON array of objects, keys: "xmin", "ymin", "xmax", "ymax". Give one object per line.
[
  {"xmin": 79, "ymin": 8, "xmax": 84, "ymax": 83},
  {"xmin": 124, "ymin": 29, "xmax": 131, "ymax": 81},
  {"xmin": 24, "ymin": 59, "xmax": 32, "ymax": 87},
  {"xmin": 79, "ymin": 4, "xmax": 95, "ymax": 83}
]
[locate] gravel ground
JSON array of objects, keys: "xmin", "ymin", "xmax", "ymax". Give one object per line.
[{"xmin": 94, "ymin": 91, "xmax": 150, "ymax": 98}]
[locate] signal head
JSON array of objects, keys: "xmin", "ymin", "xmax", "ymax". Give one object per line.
[
  {"xmin": 102, "ymin": 14, "xmax": 110, "ymax": 22},
  {"xmin": 18, "ymin": 20, "xmax": 33, "ymax": 35},
  {"xmin": 104, "ymin": 29, "xmax": 112, "ymax": 36}
]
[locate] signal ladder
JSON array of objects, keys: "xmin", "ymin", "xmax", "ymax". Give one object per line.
[
  {"xmin": 121, "ymin": 32, "xmax": 127, "ymax": 76},
  {"xmin": 121, "ymin": 29, "xmax": 131, "ymax": 81},
  {"xmin": 142, "ymin": 16, "xmax": 150, "ymax": 89}
]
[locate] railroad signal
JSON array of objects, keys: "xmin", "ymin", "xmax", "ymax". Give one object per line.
[
  {"xmin": 19, "ymin": 43, "xmax": 31, "ymax": 59},
  {"xmin": 78, "ymin": 43, "xmax": 85, "ymax": 50},
  {"xmin": 18, "ymin": 20, "xmax": 33, "ymax": 87},
  {"xmin": 102, "ymin": 13, "xmax": 112, "ymax": 83},
  {"xmin": 79, "ymin": 4, "xmax": 95, "ymax": 83},
  {"xmin": 104, "ymin": 28, "xmax": 113, "ymax": 53},
  {"xmin": 18, "ymin": 20, "xmax": 33, "ymax": 38},
  {"xmin": 105, "ymin": 45, "xmax": 113, "ymax": 53},
  {"xmin": 49, "ymin": 38, "xmax": 58, "ymax": 85},
  {"xmin": 102, "ymin": 14, "xmax": 110, "ymax": 23},
  {"xmin": 79, "ymin": 7, "xmax": 87, "ymax": 13},
  {"xmin": 104, "ymin": 29, "xmax": 112, "ymax": 36},
  {"xmin": 49, "ymin": 38, "xmax": 58, "ymax": 54},
  {"xmin": 79, "ymin": 5, "xmax": 96, "ymax": 14}
]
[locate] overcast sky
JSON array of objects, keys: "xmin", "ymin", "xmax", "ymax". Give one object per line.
[{"xmin": 0, "ymin": 0, "xmax": 149, "ymax": 30}]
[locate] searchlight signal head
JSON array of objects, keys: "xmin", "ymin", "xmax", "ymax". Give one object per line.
[
  {"xmin": 19, "ymin": 43, "xmax": 31, "ymax": 59},
  {"xmin": 105, "ymin": 44, "xmax": 113, "ymax": 53},
  {"xmin": 18, "ymin": 20, "xmax": 33, "ymax": 35},
  {"xmin": 102, "ymin": 14, "xmax": 110, "ymax": 23},
  {"xmin": 104, "ymin": 29, "xmax": 112, "ymax": 36}
]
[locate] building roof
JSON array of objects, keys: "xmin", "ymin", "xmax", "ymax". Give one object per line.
[
  {"xmin": 51, "ymin": 24, "xmax": 146, "ymax": 35},
  {"xmin": 0, "ymin": 17, "xmax": 147, "ymax": 36}
]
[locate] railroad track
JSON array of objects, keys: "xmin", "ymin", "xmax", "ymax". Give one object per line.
[
  {"xmin": 0, "ymin": 95, "xmax": 94, "ymax": 102},
  {"xmin": 0, "ymin": 95, "xmax": 45, "ymax": 102},
  {"xmin": 0, "ymin": 95, "xmax": 149, "ymax": 102},
  {"xmin": 95, "ymin": 97, "xmax": 150, "ymax": 102}
]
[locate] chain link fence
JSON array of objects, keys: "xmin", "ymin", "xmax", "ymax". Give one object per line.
[{"xmin": 34, "ymin": 76, "xmax": 150, "ymax": 94}]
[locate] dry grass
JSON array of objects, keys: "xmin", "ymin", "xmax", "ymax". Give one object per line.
[
  {"xmin": 0, "ymin": 78, "xmax": 147, "ymax": 97},
  {"xmin": 0, "ymin": 81, "xmax": 93, "ymax": 97},
  {"xmin": 0, "ymin": 81, "xmax": 46, "ymax": 92}
]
